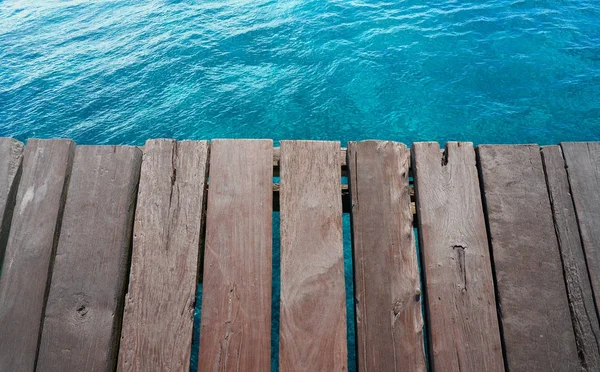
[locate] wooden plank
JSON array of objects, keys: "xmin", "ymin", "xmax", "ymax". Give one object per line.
[
  {"xmin": 542, "ymin": 145, "xmax": 600, "ymax": 370},
  {"xmin": 561, "ymin": 143, "xmax": 600, "ymax": 310},
  {"xmin": 274, "ymin": 147, "xmax": 347, "ymax": 178},
  {"xmin": 0, "ymin": 139, "xmax": 75, "ymax": 372},
  {"xmin": 273, "ymin": 183, "xmax": 352, "ymax": 213},
  {"xmin": 199, "ymin": 139, "xmax": 273, "ymax": 371},
  {"xmin": 273, "ymin": 146, "xmax": 347, "ymax": 166},
  {"xmin": 118, "ymin": 140, "xmax": 209, "ymax": 371},
  {"xmin": 477, "ymin": 144, "xmax": 579, "ymax": 371},
  {"xmin": 0, "ymin": 138, "xmax": 24, "ymax": 268},
  {"xmin": 279, "ymin": 140, "xmax": 347, "ymax": 371},
  {"xmin": 348, "ymin": 141, "xmax": 425, "ymax": 371},
  {"xmin": 36, "ymin": 145, "xmax": 142, "ymax": 372},
  {"xmin": 412, "ymin": 142, "xmax": 504, "ymax": 371}
]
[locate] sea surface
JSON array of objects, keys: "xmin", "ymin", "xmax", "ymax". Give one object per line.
[
  {"xmin": 1, "ymin": 0, "xmax": 599, "ymax": 145},
  {"xmin": 1, "ymin": 0, "xmax": 599, "ymax": 371}
]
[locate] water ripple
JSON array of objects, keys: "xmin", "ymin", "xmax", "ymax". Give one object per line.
[{"xmin": 0, "ymin": 0, "xmax": 599, "ymax": 146}]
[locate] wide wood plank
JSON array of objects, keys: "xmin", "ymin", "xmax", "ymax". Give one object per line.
[
  {"xmin": 477, "ymin": 144, "xmax": 579, "ymax": 371},
  {"xmin": 542, "ymin": 145, "xmax": 600, "ymax": 371},
  {"xmin": 279, "ymin": 140, "xmax": 347, "ymax": 371},
  {"xmin": 412, "ymin": 142, "xmax": 503, "ymax": 371},
  {"xmin": 0, "ymin": 138, "xmax": 24, "ymax": 268},
  {"xmin": 36, "ymin": 145, "xmax": 142, "ymax": 372},
  {"xmin": 0, "ymin": 139, "xmax": 75, "ymax": 372},
  {"xmin": 561, "ymin": 143, "xmax": 600, "ymax": 311},
  {"xmin": 118, "ymin": 140, "xmax": 209, "ymax": 371},
  {"xmin": 199, "ymin": 139, "xmax": 273, "ymax": 371},
  {"xmin": 348, "ymin": 141, "xmax": 425, "ymax": 372}
]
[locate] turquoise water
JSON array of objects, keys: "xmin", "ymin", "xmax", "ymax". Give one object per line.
[
  {"xmin": 2, "ymin": 1, "xmax": 600, "ymax": 371},
  {"xmin": 1, "ymin": 0, "xmax": 599, "ymax": 144}
]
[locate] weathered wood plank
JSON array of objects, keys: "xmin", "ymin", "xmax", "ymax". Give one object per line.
[
  {"xmin": 0, "ymin": 138, "xmax": 24, "ymax": 268},
  {"xmin": 542, "ymin": 145, "xmax": 600, "ymax": 371},
  {"xmin": 561, "ymin": 143, "xmax": 600, "ymax": 310},
  {"xmin": 412, "ymin": 142, "xmax": 504, "ymax": 371},
  {"xmin": 347, "ymin": 140, "xmax": 425, "ymax": 372},
  {"xmin": 0, "ymin": 139, "xmax": 75, "ymax": 372},
  {"xmin": 118, "ymin": 140, "xmax": 209, "ymax": 371},
  {"xmin": 36, "ymin": 145, "xmax": 142, "ymax": 372},
  {"xmin": 273, "ymin": 146, "xmax": 347, "ymax": 166},
  {"xmin": 279, "ymin": 140, "xmax": 347, "ymax": 371},
  {"xmin": 477, "ymin": 144, "xmax": 579, "ymax": 372},
  {"xmin": 199, "ymin": 139, "xmax": 273, "ymax": 371}
]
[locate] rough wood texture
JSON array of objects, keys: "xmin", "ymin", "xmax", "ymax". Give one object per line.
[
  {"xmin": 118, "ymin": 140, "xmax": 209, "ymax": 371},
  {"xmin": 478, "ymin": 144, "xmax": 579, "ymax": 372},
  {"xmin": 542, "ymin": 145, "xmax": 600, "ymax": 371},
  {"xmin": 273, "ymin": 147, "xmax": 347, "ymax": 177},
  {"xmin": 36, "ymin": 145, "xmax": 142, "ymax": 372},
  {"xmin": 412, "ymin": 142, "xmax": 504, "ymax": 372},
  {"xmin": 0, "ymin": 139, "xmax": 75, "ymax": 372},
  {"xmin": 279, "ymin": 140, "xmax": 347, "ymax": 371},
  {"xmin": 561, "ymin": 143, "xmax": 600, "ymax": 314},
  {"xmin": 199, "ymin": 140, "xmax": 273, "ymax": 372},
  {"xmin": 273, "ymin": 146, "xmax": 347, "ymax": 166},
  {"xmin": 0, "ymin": 138, "xmax": 24, "ymax": 268},
  {"xmin": 348, "ymin": 141, "xmax": 425, "ymax": 372}
]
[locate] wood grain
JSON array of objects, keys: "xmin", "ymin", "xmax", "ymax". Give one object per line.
[
  {"xmin": 347, "ymin": 141, "xmax": 425, "ymax": 372},
  {"xmin": 273, "ymin": 147, "xmax": 347, "ymax": 177},
  {"xmin": 561, "ymin": 143, "xmax": 600, "ymax": 311},
  {"xmin": 542, "ymin": 145, "xmax": 600, "ymax": 371},
  {"xmin": 199, "ymin": 139, "xmax": 273, "ymax": 372},
  {"xmin": 412, "ymin": 142, "xmax": 504, "ymax": 372},
  {"xmin": 279, "ymin": 140, "xmax": 347, "ymax": 371},
  {"xmin": 0, "ymin": 138, "xmax": 24, "ymax": 268},
  {"xmin": 118, "ymin": 140, "xmax": 209, "ymax": 371},
  {"xmin": 36, "ymin": 145, "xmax": 142, "ymax": 372},
  {"xmin": 0, "ymin": 139, "xmax": 75, "ymax": 372},
  {"xmin": 477, "ymin": 144, "xmax": 579, "ymax": 372}
]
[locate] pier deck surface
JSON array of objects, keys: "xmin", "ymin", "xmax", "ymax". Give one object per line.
[{"xmin": 0, "ymin": 138, "xmax": 598, "ymax": 372}]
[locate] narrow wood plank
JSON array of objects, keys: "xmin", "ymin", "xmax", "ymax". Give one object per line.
[
  {"xmin": 412, "ymin": 142, "xmax": 504, "ymax": 371},
  {"xmin": 199, "ymin": 139, "xmax": 273, "ymax": 371},
  {"xmin": 36, "ymin": 145, "xmax": 142, "ymax": 372},
  {"xmin": 542, "ymin": 145, "xmax": 600, "ymax": 370},
  {"xmin": 118, "ymin": 140, "xmax": 209, "ymax": 371},
  {"xmin": 561, "ymin": 143, "xmax": 600, "ymax": 310},
  {"xmin": 348, "ymin": 141, "xmax": 425, "ymax": 372},
  {"xmin": 0, "ymin": 138, "xmax": 24, "ymax": 268},
  {"xmin": 477, "ymin": 144, "xmax": 579, "ymax": 372},
  {"xmin": 0, "ymin": 139, "xmax": 74, "ymax": 372},
  {"xmin": 279, "ymin": 140, "xmax": 347, "ymax": 371}
]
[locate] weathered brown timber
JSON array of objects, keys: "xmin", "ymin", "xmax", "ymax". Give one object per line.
[
  {"xmin": 279, "ymin": 140, "xmax": 347, "ymax": 371},
  {"xmin": 36, "ymin": 145, "xmax": 142, "ymax": 372},
  {"xmin": 561, "ymin": 143, "xmax": 600, "ymax": 309},
  {"xmin": 0, "ymin": 139, "xmax": 75, "ymax": 372},
  {"xmin": 0, "ymin": 136, "xmax": 598, "ymax": 372},
  {"xmin": 412, "ymin": 142, "xmax": 504, "ymax": 372},
  {"xmin": 478, "ymin": 144, "xmax": 579, "ymax": 372},
  {"xmin": 542, "ymin": 145, "xmax": 600, "ymax": 371},
  {"xmin": 199, "ymin": 140, "xmax": 273, "ymax": 372},
  {"xmin": 118, "ymin": 140, "xmax": 209, "ymax": 371},
  {"xmin": 348, "ymin": 140, "xmax": 425, "ymax": 372},
  {"xmin": 0, "ymin": 138, "xmax": 24, "ymax": 267}
]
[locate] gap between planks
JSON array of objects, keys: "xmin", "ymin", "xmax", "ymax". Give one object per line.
[
  {"xmin": 216, "ymin": 147, "xmax": 417, "ymax": 215},
  {"xmin": 205, "ymin": 180, "xmax": 416, "ymax": 216}
]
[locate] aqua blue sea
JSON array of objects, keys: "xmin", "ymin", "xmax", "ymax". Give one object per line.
[
  {"xmin": 1, "ymin": 1, "xmax": 599, "ymax": 371},
  {"xmin": 1, "ymin": 0, "xmax": 599, "ymax": 145}
]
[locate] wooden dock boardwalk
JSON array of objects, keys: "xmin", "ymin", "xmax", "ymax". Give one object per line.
[{"xmin": 0, "ymin": 138, "xmax": 599, "ymax": 372}]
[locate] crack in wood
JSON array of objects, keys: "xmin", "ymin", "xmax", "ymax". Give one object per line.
[{"xmin": 452, "ymin": 245, "xmax": 468, "ymax": 293}]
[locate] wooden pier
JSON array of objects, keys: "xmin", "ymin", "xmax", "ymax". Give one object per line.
[{"xmin": 0, "ymin": 138, "xmax": 599, "ymax": 371}]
